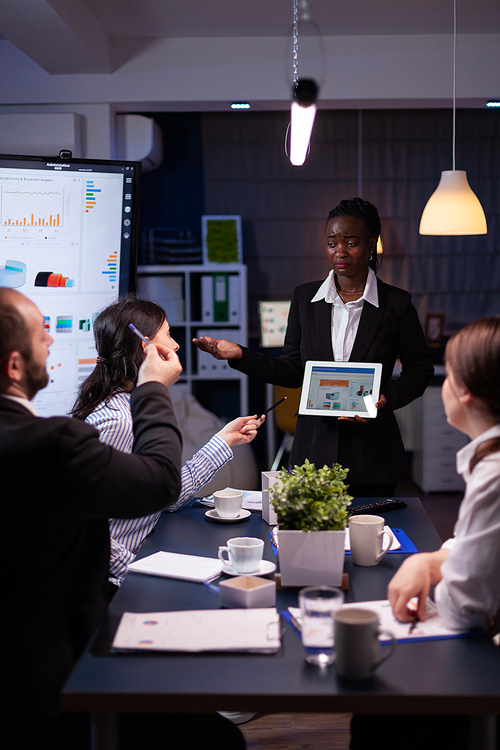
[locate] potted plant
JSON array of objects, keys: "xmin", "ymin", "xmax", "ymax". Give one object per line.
[{"xmin": 270, "ymin": 459, "xmax": 352, "ymax": 587}]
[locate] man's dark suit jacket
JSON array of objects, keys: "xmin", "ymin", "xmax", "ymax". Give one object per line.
[
  {"xmin": 0, "ymin": 383, "xmax": 182, "ymax": 739},
  {"xmin": 232, "ymin": 277, "xmax": 433, "ymax": 484}
]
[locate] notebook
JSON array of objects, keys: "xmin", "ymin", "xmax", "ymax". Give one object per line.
[{"xmin": 127, "ymin": 551, "xmax": 222, "ymax": 583}]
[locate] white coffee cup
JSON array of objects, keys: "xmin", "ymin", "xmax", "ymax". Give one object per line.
[
  {"xmin": 349, "ymin": 514, "xmax": 395, "ymax": 567},
  {"xmin": 334, "ymin": 608, "xmax": 396, "ymax": 680},
  {"xmin": 213, "ymin": 489, "xmax": 243, "ymax": 519},
  {"xmin": 218, "ymin": 537, "xmax": 264, "ymax": 573}
]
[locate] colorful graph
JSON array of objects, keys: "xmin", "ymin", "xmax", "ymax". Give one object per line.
[
  {"xmin": 56, "ymin": 316, "xmax": 72, "ymax": 333},
  {"xmin": 1, "ymin": 187, "xmax": 64, "ymax": 227},
  {"xmin": 85, "ymin": 180, "xmax": 101, "ymax": 212},
  {"xmin": 102, "ymin": 251, "xmax": 117, "ymax": 284}
]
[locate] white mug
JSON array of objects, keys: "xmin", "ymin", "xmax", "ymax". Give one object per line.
[
  {"xmin": 213, "ymin": 489, "xmax": 243, "ymax": 519},
  {"xmin": 218, "ymin": 537, "xmax": 264, "ymax": 573},
  {"xmin": 349, "ymin": 514, "xmax": 394, "ymax": 567},
  {"xmin": 334, "ymin": 608, "xmax": 396, "ymax": 680}
]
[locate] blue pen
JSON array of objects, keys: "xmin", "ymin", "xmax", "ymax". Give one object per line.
[
  {"xmin": 204, "ymin": 581, "xmax": 220, "ymax": 594},
  {"xmin": 128, "ymin": 323, "xmax": 150, "ymax": 346}
]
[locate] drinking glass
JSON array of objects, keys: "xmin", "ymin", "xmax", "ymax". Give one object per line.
[{"xmin": 299, "ymin": 586, "xmax": 344, "ymax": 666}]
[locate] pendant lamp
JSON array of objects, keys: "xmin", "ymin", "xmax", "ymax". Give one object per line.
[
  {"xmin": 419, "ymin": 0, "xmax": 487, "ymax": 236},
  {"xmin": 287, "ymin": 0, "xmax": 321, "ymax": 167}
]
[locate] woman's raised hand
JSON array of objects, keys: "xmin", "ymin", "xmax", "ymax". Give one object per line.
[{"xmin": 192, "ymin": 336, "xmax": 243, "ymax": 361}]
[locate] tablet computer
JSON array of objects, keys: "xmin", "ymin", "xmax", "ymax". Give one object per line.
[{"xmin": 299, "ymin": 361, "xmax": 383, "ymax": 418}]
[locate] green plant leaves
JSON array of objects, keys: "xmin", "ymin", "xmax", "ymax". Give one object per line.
[{"xmin": 270, "ymin": 459, "xmax": 352, "ymax": 531}]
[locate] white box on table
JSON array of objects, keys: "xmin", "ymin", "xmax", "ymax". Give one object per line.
[
  {"xmin": 261, "ymin": 471, "xmax": 280, "ymax": 526},
  {"xmin": 219, "ymin": 576, "xmax": 276, "ymax": 608}
]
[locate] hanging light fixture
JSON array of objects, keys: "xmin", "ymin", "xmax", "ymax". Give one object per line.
[
  {"xmin": 287, "ymin": 0, "xmax": 321, "ymax": 166},
  {"xmin": 419, "ymin": 0, "xmax": 487, "ymax": 235}
]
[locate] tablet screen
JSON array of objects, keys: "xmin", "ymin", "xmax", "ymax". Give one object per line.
[{"xmin": 299, "ymin": 361, "xmax": 383, "ymax": 418}]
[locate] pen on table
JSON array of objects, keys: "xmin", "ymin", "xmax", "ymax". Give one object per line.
[
  {"xmin": 261, "ymin": 396, "xmax": 287, "ymax": 417},
  {"xmin": 204, "ymin": 581, "xmax": 220, "ymax": 594}
]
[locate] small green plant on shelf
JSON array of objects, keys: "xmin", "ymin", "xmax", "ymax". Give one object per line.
[{"xmin": 270, "ymin": 459, "xmax": 352, "ymax": 531}]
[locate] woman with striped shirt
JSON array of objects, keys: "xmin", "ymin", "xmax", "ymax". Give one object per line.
[{"xmin": 71, "ymin": 295, "xmax": 263, "ymax": 589}]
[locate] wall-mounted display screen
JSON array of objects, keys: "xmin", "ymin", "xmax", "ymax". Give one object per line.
[{"xmin": 0, "ymin": 153, "xmax": 141, "ymax": 416}]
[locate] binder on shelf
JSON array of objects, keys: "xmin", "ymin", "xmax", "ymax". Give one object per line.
[
  {"xmin": 213, "ymin": 274, "xmax": 229, "ymax": 322},
  {"xmin": 228, "ymin": 275, "xmax": 240, "ymax": 323},
  {"xmin": 201, "ymin": 275, "xmax": 214, "ymax": 324}
]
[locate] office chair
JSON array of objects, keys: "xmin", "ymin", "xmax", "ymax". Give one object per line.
[{"xmin": 271, "ymin": 385, "xmax": 301, "ymax": 470}]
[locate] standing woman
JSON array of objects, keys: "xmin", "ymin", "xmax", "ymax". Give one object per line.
[{"xmin": 194, "ymin": 198, "xmax": 433, "ymax": 496}]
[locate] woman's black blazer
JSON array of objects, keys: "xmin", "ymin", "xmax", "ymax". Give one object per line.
[{"xmin": 231, "ymin": 277, "xmax": 434, "ymax": 484}]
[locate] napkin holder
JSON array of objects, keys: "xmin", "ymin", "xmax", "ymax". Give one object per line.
[{"xmin": 261, "ymin": 471, "xmax": 280, "ymax": 525}]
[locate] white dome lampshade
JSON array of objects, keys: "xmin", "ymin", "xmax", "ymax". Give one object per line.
[{"xmin": 419, "ymin": 170, "xmax": 487, "ymax": 236}]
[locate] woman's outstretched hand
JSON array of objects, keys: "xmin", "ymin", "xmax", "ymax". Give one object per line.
[{"xmin": 192, "ymin": 336, "xmax": 243, "ymax": 361}]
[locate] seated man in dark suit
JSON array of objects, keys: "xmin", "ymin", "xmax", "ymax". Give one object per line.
[{"xmin": 0, "ymin": 289, "xmax": 245, "ymax": 750}]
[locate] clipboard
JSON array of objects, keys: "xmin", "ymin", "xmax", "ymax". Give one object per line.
[{"xmin": 112, "ymin": 608, "xmax": 282, "ymax": 653}]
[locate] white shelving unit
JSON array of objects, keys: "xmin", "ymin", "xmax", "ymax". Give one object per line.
[
  {"xmin": 412, "ymin": 386, "xmax": 468, "ymax": 492},
  {"xmin": 137, "ymin": 264, "xmax": 248, "ymax": 417}
]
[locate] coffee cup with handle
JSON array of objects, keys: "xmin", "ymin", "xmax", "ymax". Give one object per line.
[
  {"xmin": 218, "ymin": 537, "xmax": 264, "ymax": 574},
  {"xmin": 213, "ymin": 489, "xmax": 243, "ymax": 519},
  {"xmin": 349, "ymin": 514, "xmax": 395, "ymax": 566},
  {"xmin": 334, "ymin": 608, "xmax": 396, "ymax": 680}
]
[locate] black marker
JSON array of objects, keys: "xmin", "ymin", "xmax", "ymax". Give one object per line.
[{"xmin": 261, "ymin": 395, "xmax": 287, "ymax": 416}]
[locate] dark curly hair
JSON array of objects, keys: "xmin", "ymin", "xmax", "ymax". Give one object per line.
[
  {"xmin": 327, "ymin": 198, "xmax": 381, "ymax": 272},
  {"xmin": 71, "ymin": 294, "xmax": 166, "ymax": 420}
]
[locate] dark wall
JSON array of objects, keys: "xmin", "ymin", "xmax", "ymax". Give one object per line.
[
  {"xmin": 138, "ymin": 112, "xmax": 205, "ymax": 247},
  {"xmin": 138, "ymin": 108, "xmax": 500, "ymax": 338}
]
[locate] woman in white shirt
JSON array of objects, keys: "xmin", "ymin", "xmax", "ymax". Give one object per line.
[
  {"xmin": 388, "ymin": 315, "xmax": 500, "ymax": 631},
  {"xmin": 351, "ymin": 319, "xmax": 500, "ymax": 749}
]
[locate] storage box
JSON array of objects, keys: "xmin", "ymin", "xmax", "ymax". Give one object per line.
[
  {"xmin": 219, "ymin": 576, "xmax": 276, "ymax": 608},
  {"xmin": 261, "ymin": 471, "xmax": 280, "ymax": 525}
]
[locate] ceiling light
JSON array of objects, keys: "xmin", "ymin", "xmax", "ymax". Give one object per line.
[
  {"xmin": 419, "ymin": 0, "xmax": 487, "ymax": 236},
  {"xmin": 286, "ymin": 0, "xmax": 321, "ymax": 167}
]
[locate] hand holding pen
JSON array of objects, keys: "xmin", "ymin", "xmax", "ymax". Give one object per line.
[{"xmin": 131, "ymin": 323, "xmax": 182, "ymax": 388}]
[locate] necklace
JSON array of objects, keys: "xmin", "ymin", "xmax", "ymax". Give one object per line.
[{"xmin": 337, "ymin": 288, "xmax": 363, "ymax": 303}]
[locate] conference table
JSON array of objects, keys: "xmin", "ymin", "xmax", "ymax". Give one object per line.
[{"xmin": 63, "ymin": 497, "xmax": 500, "ymax": 746}]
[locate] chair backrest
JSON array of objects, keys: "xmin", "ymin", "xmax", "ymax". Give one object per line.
[{"xmin": 273, "ymin": 385, "xmax": 301, "ymax": 435}]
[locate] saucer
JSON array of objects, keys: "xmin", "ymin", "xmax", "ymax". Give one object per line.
[
  {"xmin": 205, "ymin": 509, "xmax": 251, "ymax": 523},
  {"xmin": 221, "ymin": 559, "xmax": 276, "ymax": 577}
]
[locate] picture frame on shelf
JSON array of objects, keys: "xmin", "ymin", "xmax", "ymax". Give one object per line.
[
  {"xmin": 202, "ymin": 215, "xmax": 242, "ymax": 265},
  {"xmin": 425, "ymin": 313, "xmax": 445, "ymax": 347}
]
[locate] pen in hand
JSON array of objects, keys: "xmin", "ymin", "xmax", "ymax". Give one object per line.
[
  {"xmin": 261, "ymin": 396, "xmax": 287, "ymax": 417},
  {"xmin": 408, "ymin": 615, "xmax": 419, "ymax": 634},
  {"xmin": 128, "ymin": 323, "xmax": 150, "ymax": 347},
  {"xmin": 129, "ymin": 323, "xmax": 165, "ymax": 360}
]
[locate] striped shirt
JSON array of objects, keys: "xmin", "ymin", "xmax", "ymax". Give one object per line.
[{"xmin": 86, "ymin": 391, "xmax": 232, "ymax": 585}]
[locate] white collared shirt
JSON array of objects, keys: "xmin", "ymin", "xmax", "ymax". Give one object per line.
[
  {"xmin": 435, "ymin": 423, "xmax": 500, "ymax": 631},
  {"xmin": 1, "ymin": 393, "xmax": 39, "ymax": 416},
  {"xmin": 311, "ymin": 267, "xmax": 379, "ymax": 361}
]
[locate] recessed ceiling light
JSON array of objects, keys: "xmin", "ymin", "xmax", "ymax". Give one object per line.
[
  {"xmin": 230, "ymin": 103, "xmax": 250, "ymax": 110},
  {"xmin": 486, "ymin": 101, "xmax": 500, "ymax": 107}
]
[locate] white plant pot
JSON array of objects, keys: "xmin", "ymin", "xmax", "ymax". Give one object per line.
[{"xmin": 277, "ymin": 529, "xmax": 345, "ymax": 587}]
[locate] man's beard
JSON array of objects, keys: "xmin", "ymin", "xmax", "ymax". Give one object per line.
[{"xmin": 22, "ymin": 355, "xmax": 49, "ymax": 400}]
